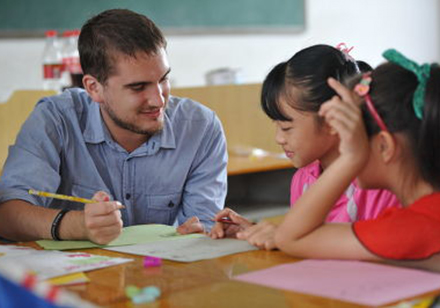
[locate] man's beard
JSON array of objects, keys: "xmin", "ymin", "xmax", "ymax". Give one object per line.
[{"xmin": 103, "ymin": 104, "xmax": 164, "ymax": 136}]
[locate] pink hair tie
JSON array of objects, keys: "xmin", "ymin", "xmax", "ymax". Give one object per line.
[
  {"xmin": 336, "ymin": 42, "xmax": 355, "ymax": 62},
  {"xmin": 354, "ymin": 73, "xmax": 389, "ymax": 132}
]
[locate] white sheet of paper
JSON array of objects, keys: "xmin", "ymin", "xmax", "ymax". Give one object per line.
[
  {"xmin": 0, "ymin": 244, "xmax": 36, "ymax": 257},
  {"xmin": 105, "ymin": 237, "xmax": 258, "ymax": 262},
  {"xmin": 0, "ymin": 250, "xmax": 133, "ymax": 280}
]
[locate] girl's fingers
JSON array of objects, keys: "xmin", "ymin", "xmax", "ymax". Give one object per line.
[
  {"xmin": 318, "ymin": 78, "xmax": 369, "ymax": 166},
  {"xmin": 214, "ymin": 208, "xmax": 251, "ymax": 225},
  {"xmin": 214, "ymin": 209, "xmax": 231, "ymax": 221},
  {"xmin": 209, "ymin": 223, "xmax": 224, "ymax": 239},
  {"xmin": 224, "ymin": 225, "xmax": 243, "ymax": 237},
  {"xmin": 327, "ymin": 78, "xmax": 356, "ymax": 103},
  {"xmin": 323, "ymin": 102, "xmax": 359, "ymax": 125},
  {"xmin": 239, "ymin": 222, "xmax": 264, "ymax": 239},
  {"xmin": 246, "ymin": 230, "xmax": 276, "ymax": 250},
  {"xmin": 320, "ymin": 78, "xmax": 361, "ymax": 121},
  {"xmin": 320, "ymin": 95, "xmax": 359, "ymax": 116},
  {"xmin": 237, "ymin": 222, "xmax": 270, "ymax": 240},
  {"xmin": 326, "ymin": 118, "xmax": 352, "ymax": 141},
  {"xmin": 322, "ymin": 107, "xmax": 356, "ymax": 134}
]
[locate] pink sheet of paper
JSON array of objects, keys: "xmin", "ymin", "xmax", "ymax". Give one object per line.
[{"xmin": 234, "ymin": 260, "xmax": 440, "ymax": 306}]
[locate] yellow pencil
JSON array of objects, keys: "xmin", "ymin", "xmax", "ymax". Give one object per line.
[{"xmin": 28, "ymin": 189, "xmax": 95, "ymax": 204}]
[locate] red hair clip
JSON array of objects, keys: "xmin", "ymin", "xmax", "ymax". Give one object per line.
[{"xmin": 354, "ymin": 73, "xmax": 389, "ymax": 132}]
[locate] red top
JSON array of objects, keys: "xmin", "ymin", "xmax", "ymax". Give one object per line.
[{"xmin": 353, "ymin": 193, "xmax": 440, "ymax": 260}]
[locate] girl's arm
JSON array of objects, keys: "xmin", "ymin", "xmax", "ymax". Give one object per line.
[
  {"xmin": 386, "ymin": 254, "xmax": 440, "ymax": 272},
  {"xmin": 275, "ymin": 79, "xmax": 440, "ymax": 272},
  {"xmin": 275, "ymin": 78, "xmax": 378, "ymax": 260}
]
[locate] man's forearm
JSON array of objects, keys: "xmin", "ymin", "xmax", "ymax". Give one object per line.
[
  {"xmin": 0, "ymin": 200, "xmax": 86, "ymax": 241},
  {"xmin": 58, "ymin": 210, "xmax": 87, "ymax": 240}
]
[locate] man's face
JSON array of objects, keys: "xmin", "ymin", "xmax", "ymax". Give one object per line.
[{"xmin": 99, "ymin": 48, "xmax": 171, "ymax": 137}]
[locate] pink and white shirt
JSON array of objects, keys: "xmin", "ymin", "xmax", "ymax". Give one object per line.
[{"xmin": 290, "ymin": 161, "xmax": 401, "ymax": 222}]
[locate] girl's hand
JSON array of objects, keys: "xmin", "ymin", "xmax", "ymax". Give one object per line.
[
  {"xmin": 209, "ymin": 208, "xmax": 253, "ymax": 239},
  {"xmin": 319, "ymin": 78, "xmax": 369, "ymax": 168},
  {"xmin": 237, "ymin": 221, "xmax": 278, "ymax": 250}
]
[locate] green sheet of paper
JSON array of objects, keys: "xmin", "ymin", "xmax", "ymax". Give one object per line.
[{"xmin": 37, "ymin": 224, "xmax": 204, "ymax": 250}]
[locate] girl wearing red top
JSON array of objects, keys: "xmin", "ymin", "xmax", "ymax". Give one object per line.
[{"xmin": 272, "ymin": 49, "xmax": 440, "ymax": 271}]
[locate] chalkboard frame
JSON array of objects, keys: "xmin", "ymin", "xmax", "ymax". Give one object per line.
[{"xmin": 0, "ymin": 0, "xmax": 305, "ymax": 38}]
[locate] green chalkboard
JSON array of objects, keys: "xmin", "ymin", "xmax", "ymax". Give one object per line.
[{"xmin": 0, "ymin": 0, "xmax": 305, "ymax": 37}]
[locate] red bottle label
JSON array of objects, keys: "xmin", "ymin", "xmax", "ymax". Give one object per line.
[
  {"xmin": 62, "ymin": 57, "xmax": 82, "ymax": 74},
  {"xmin": 43, "ymin": 64, "xmax": 63, "ymax": 79}
]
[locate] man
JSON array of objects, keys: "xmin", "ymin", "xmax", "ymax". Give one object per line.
[{"xmin": 0, "ymin": 9, "xmax": 227, "ymax": 244}]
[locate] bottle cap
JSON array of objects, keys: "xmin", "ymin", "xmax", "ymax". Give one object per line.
[
  {"xmin": 45, "ymin": 30, "xmax": 58, "ymax": 37},
  {"xmin": 62, "ymin": 30, "xmax": 72, "ymax": 37}
]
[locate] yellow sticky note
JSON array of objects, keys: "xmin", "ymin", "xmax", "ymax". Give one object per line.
[{"xmin": 47, "ymin": 272, "xmax": 89, "ymax": 286}]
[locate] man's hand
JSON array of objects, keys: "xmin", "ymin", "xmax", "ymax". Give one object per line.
[
  {"xmin": 84, "ymin": 191, "xmax": 124, "ymax": 245},
  {"xmin": 209, "ymin": 208, "xmax": 253, "ymax": 239},
  {"xmin": 177, "ymin": 216, "xmax": 205, "ymax": 234}
]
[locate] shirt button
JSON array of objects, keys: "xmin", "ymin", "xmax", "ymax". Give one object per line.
[
  {"xmin": 168, "ymin": 201, "xmax": 174, "ymax": 208},
  {"xmin": 125, "ymin": 193, "xmax": 131, "ymax": 200}
]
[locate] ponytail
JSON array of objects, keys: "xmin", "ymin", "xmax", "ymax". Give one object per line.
[
  {"xmin": 357, "ymin": 52, "xmax": 440, "ymax": 190},
  {"xmin": 418, "ymin": 65, "xmax": 440, "ymax": 189}
]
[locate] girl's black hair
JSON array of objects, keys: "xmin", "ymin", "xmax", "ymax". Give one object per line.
[
  {"xmin": 356, "ymin": 60, "xmax": 373, "ymax": 73},
  {"xmin": 358, "ymin": 62, "xmax": 440, "ymax": 189},
  {"xmin": 261, "ymin": 44, "xmax": 367, "ymax": 121}
]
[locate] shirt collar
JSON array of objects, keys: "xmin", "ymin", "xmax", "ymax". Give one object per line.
[
  {"xmin": 83, "ymin": 102, "xmax": 105, "ymax": 144},
  {"xmin": 307, "ymin": 161, "xmax": 321, "ymax": 178},
  {"xmin": 158, "ymin": 111, "xmax": 176, "ymax": 149},
  {"xmin": 83, "ymin": 102, "xmax": 176, "ymax": 150}
]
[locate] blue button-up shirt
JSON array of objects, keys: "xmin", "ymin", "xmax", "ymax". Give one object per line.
[{"xmin": 0, "ymin": 88, "xmax": 227, "ymax": 228}]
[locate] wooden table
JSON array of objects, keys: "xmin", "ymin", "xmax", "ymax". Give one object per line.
[
  {"xmin": 7, "ymin": 242, "xmax": 354, "ymax": 308},
  {"xmin": 227, "ymin": 155, "xmax": 292, "ymax": 176},
  {"xmin": 7, "ymin": 238, "xmax": 440, "ymax": 308}
]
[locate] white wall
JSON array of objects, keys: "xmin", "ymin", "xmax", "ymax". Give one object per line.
[{"xmin": 0, "ymin": 0, "xmax": 438, "ymax": 102}]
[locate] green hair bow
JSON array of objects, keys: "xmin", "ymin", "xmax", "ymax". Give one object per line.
[{"xmin": 382, "ymin": 49, "xmax": 431, "ymax": 120}]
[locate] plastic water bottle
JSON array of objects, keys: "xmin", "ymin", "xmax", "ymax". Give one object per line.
[
  {"xmin": 69, "ymin": 29, "xmax": 83, "ymax": 88},
  {"xmin": 60, "ymin": 30, "xmax": 72, "ymax": 88},
  {"xmin": 42, "ymin": 30, "xmax": 63, "ymax": 92},
  {"xmin": 61, "ymin": 29, "xmax": 83, "ymax": 89}
]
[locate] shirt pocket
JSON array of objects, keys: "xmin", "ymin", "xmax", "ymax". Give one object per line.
[{"xmin": 140, "ymin": 192, "xmax": 182, "ymax": 225}]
